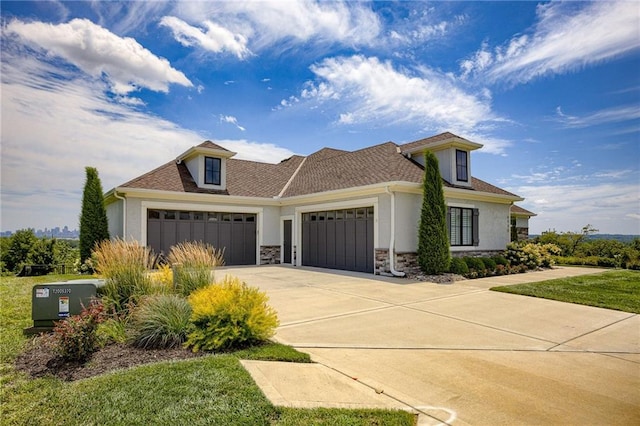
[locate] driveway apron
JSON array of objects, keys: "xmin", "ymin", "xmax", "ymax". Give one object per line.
[{"xmin": 222, "ymin": 266, "xmax": 640, "ymax": 425}]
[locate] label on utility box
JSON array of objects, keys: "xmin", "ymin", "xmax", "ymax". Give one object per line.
[
  {"xmin": 35, "ymin": 288, "xmax": 50, "ymax": 298},
  {"xmin": 58, "ymin": 297, "xmax": 70, "ymax": 317}
]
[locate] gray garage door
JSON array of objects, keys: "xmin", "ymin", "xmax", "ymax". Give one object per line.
[
  {"xmin": 302, "ymin": 207, "xmax": 374, "ymax": 273},
  {"xmin": 147, "ymin": 210, "xmax": 256, "ymax": 265}
]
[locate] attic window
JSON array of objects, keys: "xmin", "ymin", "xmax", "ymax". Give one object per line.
[
  {"xmin": 456, "ymin": 150, "xmax": 468, "ymax": 182},
  {"xmin": 205, "ymin": 157, "xmax": 221, "ymax": 185}
]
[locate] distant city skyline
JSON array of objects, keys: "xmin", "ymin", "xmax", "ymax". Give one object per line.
[{"xmin": 0, "ymin": 226, "xmax": 79, "ymax": 239}]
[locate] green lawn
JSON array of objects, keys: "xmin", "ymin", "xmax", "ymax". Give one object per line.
[
  {"xmin": 491, "ymin": 270, "xmax": 640, "ymax": 313},
  {"xmin": 1, "ymin": 275, "xmax": 415, "ymax": 426}
]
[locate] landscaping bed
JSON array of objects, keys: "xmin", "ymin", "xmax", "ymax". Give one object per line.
[{"xmin": 15, "ymin": 335, "xmax": 206, "ymax": 381}]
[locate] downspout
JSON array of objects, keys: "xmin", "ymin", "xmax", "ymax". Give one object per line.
[
  {"xmin": 113, "ymin": 191, "xmax": 126, "ymax": 238},
  {"xmin": 385, "ymin": 186, "xmax": 406, "ymax": 277}
]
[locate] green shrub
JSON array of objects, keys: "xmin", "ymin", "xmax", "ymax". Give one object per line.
[
  {"xmin": 52, "ymin": 302, "xmax": 105, "ymax": 361},
  {"xmin": 96, "ymin": 315, "xmax": 128, "ymax": 345},
  {"xmin": 186, "ymin": 275, "xmax": 279, "ymax": 352},
  {"xmin": 93, "ymin": 238, "xmax": 155, "ymax": 313},
  {"xmin": 506, "ymin": 242, "xmax": 560, "ymax": 269},
  {"xmin": 482, "ymin": 257, "xmax": 497, "ymax": 271},
  {"xmin": 449, "ymin": 257, "xmax": 469, "ymax": 275},
  {"xmin": 464, "ymin": 257, "xmax": 485, "ymax": 272},
  {"xmin": 128, "ymin": 294, "xmax": 193, "ymax": 349},
  {"xmin": 169, "ymin": 242, "xmax": 224, "ymax": 296},
  {"xmin": 493, "ymin": 255, "xmax": 509, "ymax": 266}
]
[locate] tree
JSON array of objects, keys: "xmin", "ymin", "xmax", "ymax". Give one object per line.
[
  {"xmin": 79, "ymin": 167, "xmax": 109, "ymax": 263},
  {"xmin": 3, "ymin": 229, "xmax": 37, "ymax": 272},
  {"xmin": 417, "ymin": 150, "xmax": 450, "ymax": 274}
]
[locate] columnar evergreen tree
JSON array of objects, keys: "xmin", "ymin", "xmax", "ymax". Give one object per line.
[
  {"xmin": 79, "ymin": 167, "xmax": 109, "ymax": 263},
  {"xmin": 417, "ymin": 151, "xmax": 451, "ymax": 274}
]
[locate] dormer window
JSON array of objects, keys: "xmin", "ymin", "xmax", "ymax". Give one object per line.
[
  {"xmin": 456, "ymin": 150, "xmax": 468, "ymax": 182},
  {"xmin": 205, "ymin": 157, "xmax": 221, "ymax": 185}
]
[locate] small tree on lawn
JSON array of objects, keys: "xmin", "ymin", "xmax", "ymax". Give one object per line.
[
  {"xmin": 79, "ymin": 167, "xmax": 109, "ymax": 264},
  {"xmin": 417, "ymin": 150, "xmax": 450, "ymax": 274}
]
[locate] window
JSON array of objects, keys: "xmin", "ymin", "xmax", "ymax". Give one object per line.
[
  {"xmin": 204, "ymin": 157, "xmax": 221, "ymax": 185},
  {"xmin": 448, "ymin": 207, "xmax": 478, "ymax": 246},
  {"xmin": 456, "ymin": 150, "xmax": 468, "ymax": 182}
]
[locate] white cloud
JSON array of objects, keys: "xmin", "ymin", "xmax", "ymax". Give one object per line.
[
  {"xmin": 0, "ymin": 50, "xmax": 293, "ymax": 231},
  {"xmin": 4, "ymin": 18, "xmax": 192, "ymax": 94},
  {"xmin": 219, "ymin": 115, "xmax": 246, "ymax": 132},
  {"xmin": 292, "ymin": 55, "xmax": 508, "ymax": 152},
  {"xmin": 164, "ymin": 1, "xmax": 381, "ymax": 54},
  {"xmin": 212, "ymin": 140, "xmax": 295, "ymax": 164},
  {"xmin": 159, "ymin": 16, "xmax": 250, "ymax": 59},
  {"xmin": 512, "ymin": 183, "xmax": 640, "ymax": 235},
  {"xmin": 462, "ymin": 1, "xmax": 640, "ymax": 85},
  {"xmin": 554, "ymin": 105, "xmax": 640, "ymax": 128}
]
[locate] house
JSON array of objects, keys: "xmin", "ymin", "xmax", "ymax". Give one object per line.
[
  {"xmin": 510, "ymin": 204, "xmax": 536, "ymax": 242},
  {"xmin": 105, "ymin": 132, "xmax": 533, "ymax": 275}
]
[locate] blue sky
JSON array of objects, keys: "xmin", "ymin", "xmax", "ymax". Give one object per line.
[{"xmin": 1, "ymin": 1, "xmax": 639, "ymax": 235}]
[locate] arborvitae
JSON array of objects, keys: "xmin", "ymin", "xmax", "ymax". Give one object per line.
[
  {"xmin": 79, "ymin": 167, "xmax": 109, "ymax": 263},
  {"xmin": 417, "ymin": 151, "xmax": 451, "ymax": 274}
]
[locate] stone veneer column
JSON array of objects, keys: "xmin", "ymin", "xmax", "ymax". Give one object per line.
[{"xmin": 260, "ymin": 245, "xmax": 281, "ymax": 265}]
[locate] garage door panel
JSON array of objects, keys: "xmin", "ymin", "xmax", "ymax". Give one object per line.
[
  {"xmin": 326, "ymin": 220, "xmax": 336, "ymax": 268},
  {"xmin": 147, "ymin": 210, "xmax": 256, "ymax": 266},
  {"xmin": 335, "ymin": 221, "xmax": 346, "ymax": 268},
  {"xmin": 162, "ymin": 221, "xmax": 176, "ymax": 255},
  {"xmin": 303, "ymin": 207, "xmax": 373, "ymax": 273}
]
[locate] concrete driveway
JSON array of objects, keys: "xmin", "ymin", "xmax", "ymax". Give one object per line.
[{"xmin": 223, "ymin": 265, "xmax": 639, "ymax": 425}]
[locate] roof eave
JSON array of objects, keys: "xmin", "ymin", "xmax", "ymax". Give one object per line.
[
  {"xmin": 402, "ymin": 137, "xmax": 483, "ymax": 155},
  {"xmin": 176, "ymin": 145, "xmax": 236, "ymax": 163}
]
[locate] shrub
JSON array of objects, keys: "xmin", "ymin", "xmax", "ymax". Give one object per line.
[
  {"xmin": 481, "ymin": 257, "xmax": 497, "ymax": 271},
  {"xmin": 79, "ymin": 167, "xmax": 109, "ymax": 264},
  {"xmin": 464, "ymin": 257, "xmax": 486, "ymax": 272},
  {"xmin": 417, "ymin": 151, "xmax": 450, "ymax": 274},
  {"xmin": 93, "ymin": 238, "xmax": 155, "ymax": 313},
  {"xmin": 186, "ymin": 275, "xmax": 279, "ymax": 352},
  {"xmin": 449, "ymin": 258, "xmax": 469, "ymax": 275},
  {"xmin": 96, "ymin": 316, "xmax": 128, "ymax": 345},
  {"xmin": 169, "ymin": 242, "xmax": 225, "ymax": 296},
  {"xmin": 506, "ymin": 242, "xmax": 559, "ymax": 269},
  {"xmin": 128, "ymin": 295, "xmax": 192, "ymax": 349},
  {"xmin": 147, "ymin": 264, "xmax": 174, "ymax": 294},
  {"xmin": 52, "ymin": 301, "xmax": 105, "ymax": 362},
  {"xmin": 492, "ymin": 255, "xmax": 509, "ymax": 267}
]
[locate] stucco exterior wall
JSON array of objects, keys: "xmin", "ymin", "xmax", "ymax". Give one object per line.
[
  {"xmin": 106, "ymin": 199, "xmax": 123, "ymax": 239},
  {"xmin": 515, "ymin": 216, "xmax": 529, "ymax": 228},
  {"xmin": 447, "ymin": 197, "xmax": 510, "ymax": 252},
  {"xmin": 394, "ymin": 192, "xmax": 420, "ymax": 252}
]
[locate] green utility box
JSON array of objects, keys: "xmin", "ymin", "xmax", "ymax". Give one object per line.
[{"xmin": 25, "ymin": 279, "xmax": 105, "ymax": 335}]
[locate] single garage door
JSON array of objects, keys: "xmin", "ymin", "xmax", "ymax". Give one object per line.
[
  {"xmin": 147, "ymin": 210, "xmax": 256, "ymax": 265},
  {"xmin": 302, "ymin": 206, "xmax": 374, "ymax": 273}
]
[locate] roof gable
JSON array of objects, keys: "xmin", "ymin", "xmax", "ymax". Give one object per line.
[{"xmin": 400, "ymin": 131, "xmax": 482, "ymax": 154}]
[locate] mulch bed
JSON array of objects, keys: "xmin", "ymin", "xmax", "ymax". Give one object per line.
[{"xmin": 15, "ymin": 335, "xmax": 206, "ymax": 382}]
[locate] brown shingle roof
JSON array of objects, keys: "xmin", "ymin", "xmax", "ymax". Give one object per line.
[
  {"xmin": 119, "ymin": 136, "xmax": 520, "ymax": 200},
  {"xmin": 281, "ymin": 142, "xmax": 424, "ymax": 197},
  {"xmin": 399, "ymin": 131, "xmax": 468, "ymax": 152},
  {"xmin": 197, "ymin": 140, "xmax": 232, "ymax": 151},
  {"xmin": 511, "ymin": 204, "xmax": 536, "ymax": 216},
  {"xmin": 120, "ymin": 155, "xmax": 305, "ymax": 197}
]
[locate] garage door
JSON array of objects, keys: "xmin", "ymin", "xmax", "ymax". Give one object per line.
[
  {"xmin": 302, "ymin": 207, "xmax": 374, "ymax": 273},
  {"xmin": 147, "ymin": 210, "xmax": 256, "ymax": 265}
]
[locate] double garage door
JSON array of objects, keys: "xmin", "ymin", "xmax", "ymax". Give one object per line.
[
  {"xmin": 302, "ymin": 206, "xmax": 374, "ymax": 273},
  {"xmin": 147, "ymin": 210, "xmax": 256, "ymax": 265}
]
